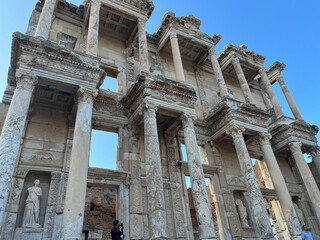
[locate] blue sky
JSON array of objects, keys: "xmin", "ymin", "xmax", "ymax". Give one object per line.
[{"xmin": 0, "ymin": 0, "xmax": 319, "ymax": 169}]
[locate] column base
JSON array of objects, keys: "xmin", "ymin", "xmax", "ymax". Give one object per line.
[{"xmin": 198, "ymin": 224, "xmax": 216, "ymax": 239}]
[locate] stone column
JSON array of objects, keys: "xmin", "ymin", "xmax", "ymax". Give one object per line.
[
  {"xmin": 209, "ymin": 46, "xmax": 231, "ymax": 98},
  {"xmin": 61, "ymin": 87, "xmax": 98, "ymax": 240},
  {"xmin": 143, "ymin": 103, "xmax": 167, "ymax": 239},
  {"xmin": 259, "ymin": 68, "xmax": 284, "ymax": 116},
  {"xmin": 277, "ymin": 74, "xmax": 303, "ymax": 120},
  {"xmin": 0, "ymin": 70, "xmax": 37, "ymax": 228},
  {"xmin": 35, "ymin": 0, "xmax": 57, "ymax": 39},
  {"xmin": 181, "ymin": 114, "xmax": 216, "ymax": 239},
  {"xmin": 232, "ymin": 57, "xmax": 254, "ymax": 104},
  {"xmin": 288, "ymin": 142, "xmax": 320, "ymax": 221},
  {"xmin": 226, "ymin": 125, "xmax": 273, "ymax": 239},
  {"xmin": 86, "ymin": 0, "xmax": 101, "ymax": 56},
  {"xmin": 138, "ymin": 17, "xmax": 150, "ymax": 73},
  {"xmin": 258, "ymin": 133, "xmax": 301, "ymax": 239},
  {"xmin": 170, "ymin": 31, "xmax": 185, "ymax": 82},
  {"xmin": 309, "ymin": 146, "xmax": 320, "ymax": 177}
]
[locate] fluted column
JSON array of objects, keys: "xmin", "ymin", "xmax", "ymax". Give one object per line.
[
  {"xmin": 258, "ymin": 133, "xmax": 301, "ymax": 239},
  {"xmin": 181, "ymin": 114, "xmax": 216, "ymax": 239},
  {"xmin": 259, "ymin": 68, "xmax": 283, "ymax": 116},
  {"xmin": 143, "ymin": 103, "xmax": 167, "ymax": 239},
  {"xmin": 232, "ymin": 57, "xmax": 254, "ymax": 104},
  {"xmin": 277, "ymin": 74, "xmax": 302, "ymax": 120},
  {"xmin": 309, "ymin": 146, "xmax": 320, "ymax": 177},
  {"xmin": 86, "ymin": 0, "xmax": 101, "ymax": 56},
  {"xmin": 209, "ymin": 46, "xmax": 231, "ymax": 98},
  {"xmin": 0, "ymin": 70, "xmax": 37, "ymax": 228},
  {"xmin": 61, "ymin": 87, "xmax": 98, "ymax": 239},
  {"xmin": 288, "ymin": 142, "xmax": 320, "ymax": 221},
  {"xmin": 138, "ymin": 17, "xmax": 150, "ymax": 73},
  {"xmin": 226, "ymin": 125, "xmax": 273, "ymax": 239},
  {"xmin": 170, "ymin": 31, "xmax": 185, "ymax": 82},
  {"xmin": 35, "ymin": 0, "xmax": 57, "ymax": 39}
]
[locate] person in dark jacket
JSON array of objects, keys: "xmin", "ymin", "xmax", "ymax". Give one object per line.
[{"xmin": 111, "ymin": 219, "xmax": 124, "ymax": 240}]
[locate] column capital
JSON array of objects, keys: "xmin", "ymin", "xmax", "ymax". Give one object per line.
[
  {"xmin": 232, "ymin": 56, "xmax": 240, "ymax": 66},
  {"xmin": 77, "ymin": 87, "xmax": 98, "ymax": 104},
  {"xmin": 180, "ymin": 113, "xmax": 195, "ymax": 128},
  {"xmin": 288, "ymin": 141, "xmax": 302, "ymax": 154},
  {"xmin": 309, "ymin": 146, "xmax": 320, "ymax": 157},
  {"xmin": 137, "ymin": 17, "xmax": 147, "ymax": 24},
  {"xmin": 258, "ymin": 67, "xmax": 267, "ymax": 75},
  {"xmin": 226, "ymin": 124, "xmax": 245, "ymax": 139},
  {"xmin": 276, "ymin": 73, "xmax": 286, "ymax": 86},
  {"xmin": 208, "ymin": 45, "xmax": 217, "ymax": 57},
  {"xmin": 143, "ymin": 101, "xmax": 158, "ymax": 117},
  {"xmin": 169, "ymin": 30, "xmax": 178, "ymax": 40},
  {"xmin": 258, "ymin": 132, "xmax": 272, "ymax": 146},
  {"xmin": 15, "ymin": 69, "xmax": 38, "ymax": 91}
]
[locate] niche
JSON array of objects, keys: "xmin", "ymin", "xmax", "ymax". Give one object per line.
[
  {"xmin": 16, "ymin": 171, "xmax": 51, "ymax": 228},
  {"xmin": 234, "ymin": 191, "xmax": 253, "ymax": 228}
]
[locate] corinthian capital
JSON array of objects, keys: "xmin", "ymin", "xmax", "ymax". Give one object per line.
[
  {"xmin": 15, "ymin": 69, "xmax": 38, "ymax": 92},
  {"xmin": 77, "ymin": 87, "xmax": 98, "ymax": 104},
  {"xmin": 258, "ymin": 132, "xmax": 272, "ymax": 146},
  {"xmin": 309, "ymin": 146, "xmax": 320, "ymax": 158},
  {"xmin": 226, "ymin": 124, "xmax": 245, "ymax": 139},
  {"xmin": 169, "ymin": 30, "xmax": 178, "ymax": 40},
  {"xmin": 288, "ymin": 141, "xmax": 302, "ymax": 155},
  {"xmin": 143, "ymin": 101, "xmax": 158, "ymax": 118},
  {"xmin": 180, "ymin": 113, "xmax": 195, "ymax": 129},
  {"xmin": 232, "ymin": 56, "xmax": 240, "ymax": 66},
  {"xmin": 208, "ymin": 45, "xmax": 217, "ymax": 57}
]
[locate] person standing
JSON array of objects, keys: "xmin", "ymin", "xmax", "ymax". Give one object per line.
[
  {"xmin": 111, "ymin": 220, "xmax": 124, "ymax": 240},
  {"xmin": 301, "ymin": 225, "xmax": 313, "ymax": 240}
]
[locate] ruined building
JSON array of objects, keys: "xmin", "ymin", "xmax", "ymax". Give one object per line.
[{"xmin": 0, "ymin": 0, "xmax": 319, "ymax": 239}]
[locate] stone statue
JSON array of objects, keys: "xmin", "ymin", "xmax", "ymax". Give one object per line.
[
  {"xmin": 293, "ymin": 203, "xmax": 305, "ymax": 226},
  {"xmin": 22, "ymin": 179, "xmax": 42, "ymax": 228},
  {"xmin": 235, "ymin": 199, "xmax": 250, "ymax": 228}
]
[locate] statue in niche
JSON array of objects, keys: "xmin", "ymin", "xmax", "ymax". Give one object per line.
[
  {"xmin": 22, "ymin": 179, "xmax": 42, "ymax": 228},
  {"xmin": 235, "ymin": 199, "xmax": 250, "ymax": 228},
  {"xmin": 293, "ymin": 203, "xmax": 305, "ymax": 226}
]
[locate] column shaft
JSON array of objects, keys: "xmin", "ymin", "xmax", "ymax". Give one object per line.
[
  {"xmin": 209, "ymin": 46, "xmax": 231, "ymax": 98},
  {"xmin": 226, "ymin": 125, "xmax": 273, "ymax": 239},
  {"xmin": 259, "ymin": 68, "xmax": 283, "ymax": 116},
  {"xmin": 289, "ymin": 142, "xmax": 320, "ymax": 221},
  {"xmin": 138, "ymin": 18, "xmax": 150, "ymax": 73},
  {"xmin": 61, "ymin": 88, "xmax": 98, "ymax": 239},
  {"xmin": 232, "ymin": 57, "xmax": 254, "ymax": 104},
  {"xmin": 181, "ymin": 115, "xmax": 216, "ymax": 239},
  {"xmin": 86, "ymin": 0, "xmax": 101, "ymax": 56},
  {"xmin": 143, "ymin": 105, "xmax": 167, "ymax": 239},
  {"xmin": 258, "ymin": 133, "xmax": 300, "ymax": 239},
  {"xmin": 310, "ymin": 146, "xmax": 320, "ymax": 177},
  {"xmin": 170, "ymin": 31, "xmax": 185, "ymax": 82},
  {"xmin": 0, "ymin": 71, "xmax": 37, "ymax": 228},
  {"xmin": 277, "ymin": 74, "xmax": 303, "ymax": 120},
  {"xmin": 35, "ymin": 0, "xmax": 57, "ymax": 39}
]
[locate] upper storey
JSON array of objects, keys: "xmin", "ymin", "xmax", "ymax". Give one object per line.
[{"xmin": 16, "ymin": 0, "xmax": 306, "ymax": 125}]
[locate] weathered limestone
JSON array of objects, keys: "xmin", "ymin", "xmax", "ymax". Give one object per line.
[
  {"xmin": 259, "ymin": 68, "xmax": 283, "ymax": 116},
  {"xmin": 170, "ymin": 31, "xmax": 185, "ymax": 82},
  {"xmin": 0, "ymin": 70, "xmax": 37, "ymax": 228},
  {"xmin": 309, "ymin": 146, "xmax": 320, "ymax": 177},
  {"xmin": 288, "ymin": 141, "xmax": 320, "ymax": 222},
  {"xmin": 86, "ymin": 0, "xmax": 101, "ymax": 56},
  {"xmin": 232, "ymin": 57, "xmax": 254, "ymax": 104},
  {"xmin": 138, "ymin": 18, "xmax": 150, "ymax": 73},
  {"xmin": 143, "ymin": 103, "xmax": 167, "ymax": 239},
  {"xmin": 258, "ymin": 133, "xmax": 301, "ymax": 239},
  {"xmin": 61, "ymin": 87, "xmax": 98, "ymax": 239},
  {"xmin": 277, "ymin": 74, "xmax": 303, "ymax": 120},
  {"xmin": 181, "ymin": 114, "xmax": 216, "ymax": 239},
  {"xmin": 226, "ymin": 125, "xmax": 273, "ymax": 239},
  {"xmin": 34, "ymin": 0, "xmax": 57, "ymax": 39},
  {"xmin": 209, "ymin": 46, "xmax": 231, "ymax": 98}
]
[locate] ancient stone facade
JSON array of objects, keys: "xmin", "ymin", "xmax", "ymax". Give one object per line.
[{"xmin": 0, "ymin": 0, "xmax": 319, "ymax": 239}]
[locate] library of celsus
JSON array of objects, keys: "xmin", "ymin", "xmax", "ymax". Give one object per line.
[{"xmin": 0, "ymin": 0, "xmax": 320, "ymax": 239}]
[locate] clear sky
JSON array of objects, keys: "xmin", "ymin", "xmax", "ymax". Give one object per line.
[{"xmin": 0, "ymin": 0, "xmax": 319, "ymax": 169}]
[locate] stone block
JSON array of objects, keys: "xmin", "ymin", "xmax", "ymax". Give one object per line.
[
  {"xmin": 14, "ymin": 227, "xmax": 43, "ymax": 240},
  {"xmin": 130, "ymin": 214, "xmax": 143, "ymax": 239}
]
